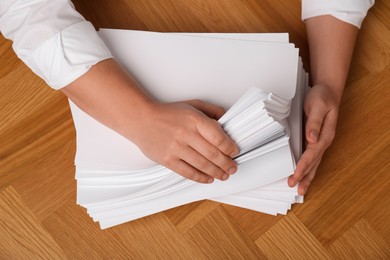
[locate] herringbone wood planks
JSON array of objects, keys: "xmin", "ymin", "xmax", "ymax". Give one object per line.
[{"xmin": 1, "ymin": 0, "xmax": 389, "ymax": 259}]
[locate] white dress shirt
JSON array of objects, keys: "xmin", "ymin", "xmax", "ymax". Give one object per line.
[
  {"xmin": 0, "ymin": 0, "xmax": 112, "ymax": 89},
  {"xmin": 302, "ymin": 0, "xmax": 375, "ymax": 28},
  {"xmin": 0, "ymin": 0, "xmax": 374, "ymax": 90}
]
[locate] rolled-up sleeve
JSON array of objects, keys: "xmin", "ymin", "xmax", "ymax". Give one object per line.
[
  {"xmin": 0, "ymin": 0, "xmax": 112, "ymax": 90},
  {"xmin": 302, "ymin": 0, "xmax": 375, "ymax": 28}
]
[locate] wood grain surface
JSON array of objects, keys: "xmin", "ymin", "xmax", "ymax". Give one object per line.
[{"xmin": 1, "ymin": 0, "xmax": 389, "ymax": 259}]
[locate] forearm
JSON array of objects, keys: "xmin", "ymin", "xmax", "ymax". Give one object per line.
[
  {"xmin": 290, "ymin": 15, "xmax": 361, "ymax": 193},
  {"xmin": 62, "ymin": 58, "xmax": 154, "ymax": 143},
  {"xmin": 306, "ymin": 15, "xmax": 359, "ymax": 104}
]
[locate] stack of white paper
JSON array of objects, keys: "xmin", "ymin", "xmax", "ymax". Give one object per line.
[{"xmin": 69, "ymin": 30, "xmax": 309, "ymax": 229}]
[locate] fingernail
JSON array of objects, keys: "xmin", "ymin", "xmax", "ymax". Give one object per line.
[
  {"xmin": 222, "ymin": 174, "xmax": 229, "ymax": 181},
  {"xmin": 309, "ymin": 130, "xmax": 318, "ymax": 142},
  {"xmin": 227, "ymin": 166, "xmax": 237, "ymax": 175},
  {"xmin": 230, "ymin": 149, "xmax": 239, "ymax": 157},
  {"xmin": 208, "ymin": 178, "xmax": 214, "ymax": 183}
]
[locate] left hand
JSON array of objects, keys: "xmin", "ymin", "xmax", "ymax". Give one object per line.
[{"xmin": 288, "ymin": 84, "xmax": 341, "ymax": 195}]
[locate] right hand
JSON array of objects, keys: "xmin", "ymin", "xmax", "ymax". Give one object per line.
[
  {"xmin": 131, "ymin": 99, "xmax": 239, "ymax": 183},
  {"xmin": 62, "ymin": 59, "xmax": 238, "ymax": 183}
]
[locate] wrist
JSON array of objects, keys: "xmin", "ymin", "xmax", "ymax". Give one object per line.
[{"xmin": 311, "ymin": 82, "xmax": 344, "ymax": 106}]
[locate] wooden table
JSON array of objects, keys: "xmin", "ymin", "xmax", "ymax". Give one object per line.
[{"xmin": 1, "ymin": 0, "xmax": 389, "ymax": 258}]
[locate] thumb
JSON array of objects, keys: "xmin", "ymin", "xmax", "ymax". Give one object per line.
[{"xmin": 305, "ymin": 105, "xmax": 328, "ymax": 144}]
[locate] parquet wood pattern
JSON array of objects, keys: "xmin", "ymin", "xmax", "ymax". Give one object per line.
[{"xmin": 1, "ymin": 0, "xmax": 389, "ymax": 259}]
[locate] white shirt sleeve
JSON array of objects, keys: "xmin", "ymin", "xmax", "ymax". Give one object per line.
[
  {"xmin": 302, "ymin": 0, "xmax": 375, "ymax": 28},
  {"xmin": 0, "ymin": 0, "xmax": 112, "ymax": 90}
]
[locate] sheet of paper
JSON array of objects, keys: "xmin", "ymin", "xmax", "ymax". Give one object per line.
[
  {"xmin": 97, "ymin": 29, "xmax": 299, "ymax": 104},
  {"xmin": 176, "ymin": 32, "xmax": 289, "ymax": 43}
]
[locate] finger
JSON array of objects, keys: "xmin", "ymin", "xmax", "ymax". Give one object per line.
[
  {"xmin": 301, "ymin": 144, "xmax": 325, "ymax": 175},
  {"xmin": 288, "ymin": 155, "xmax": 320, "ymax": 189},
  {"xmin": 168, "ymin": 159, "xmax": 214, "ymax": 184},
  {"xmin": 180, "ymin": 145, "xmax": 230, "ymax": 181},
  {"xmin": 197, "ymin": 118, "xmax": 239, "ymax": 157},
  {"xmin": 189, "ymin": 134, "xmax": 237, "ymax": 176},
  {"xmin": 298, "ymin": 160, "xmax": 321, "ymax": 195},
  {"xmin": 289, "ymin": 148, "xmax": 316, "ymax": 185},
  {"xmin": 185, "ymin": 99, "xmax": 226, "ymax": 120},
  {"xmin": 305, "ymin": 102, "xmax": 328, "ymax": 144},
  {"xmin": 288, "ymin": 144, "xmax": 323, "ymax": 187},
  {"xmin": 318, "ymin": 108, "xmax": 338, "ymax": 148}
]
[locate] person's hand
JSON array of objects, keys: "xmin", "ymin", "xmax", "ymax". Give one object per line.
[
  {"xmin": 61, "ymin": 59, "xmax": 238, "ymax": 184},
  {"xmin": 288, "ymin": 84, "xmax": 341, "ymax": 195},
  {"xmin": 131, "ymin": 99, "xmax": 239, "ymax": 184}
]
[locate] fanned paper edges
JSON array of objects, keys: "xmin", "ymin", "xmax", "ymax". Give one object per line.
[
  {"xmin": 75, "ymin": 88, "xmax": 303, "ymax": 229},
  {"xmin": 220, "ymin": 87, "xmax": 290, "ymax": 163}
]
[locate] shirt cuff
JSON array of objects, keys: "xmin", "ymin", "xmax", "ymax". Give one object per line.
[
  {"xmin": 21, "ymin": 21, "xmax": 113, "ymax": 90},
  {"xmin": 302, "ymin": 0, "xmax": 375, "ymax": 29}
]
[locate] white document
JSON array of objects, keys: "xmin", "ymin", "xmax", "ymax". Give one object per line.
[{"xmin": 98, "ymin": 29, "xmax": 299, "ymax": 103}]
